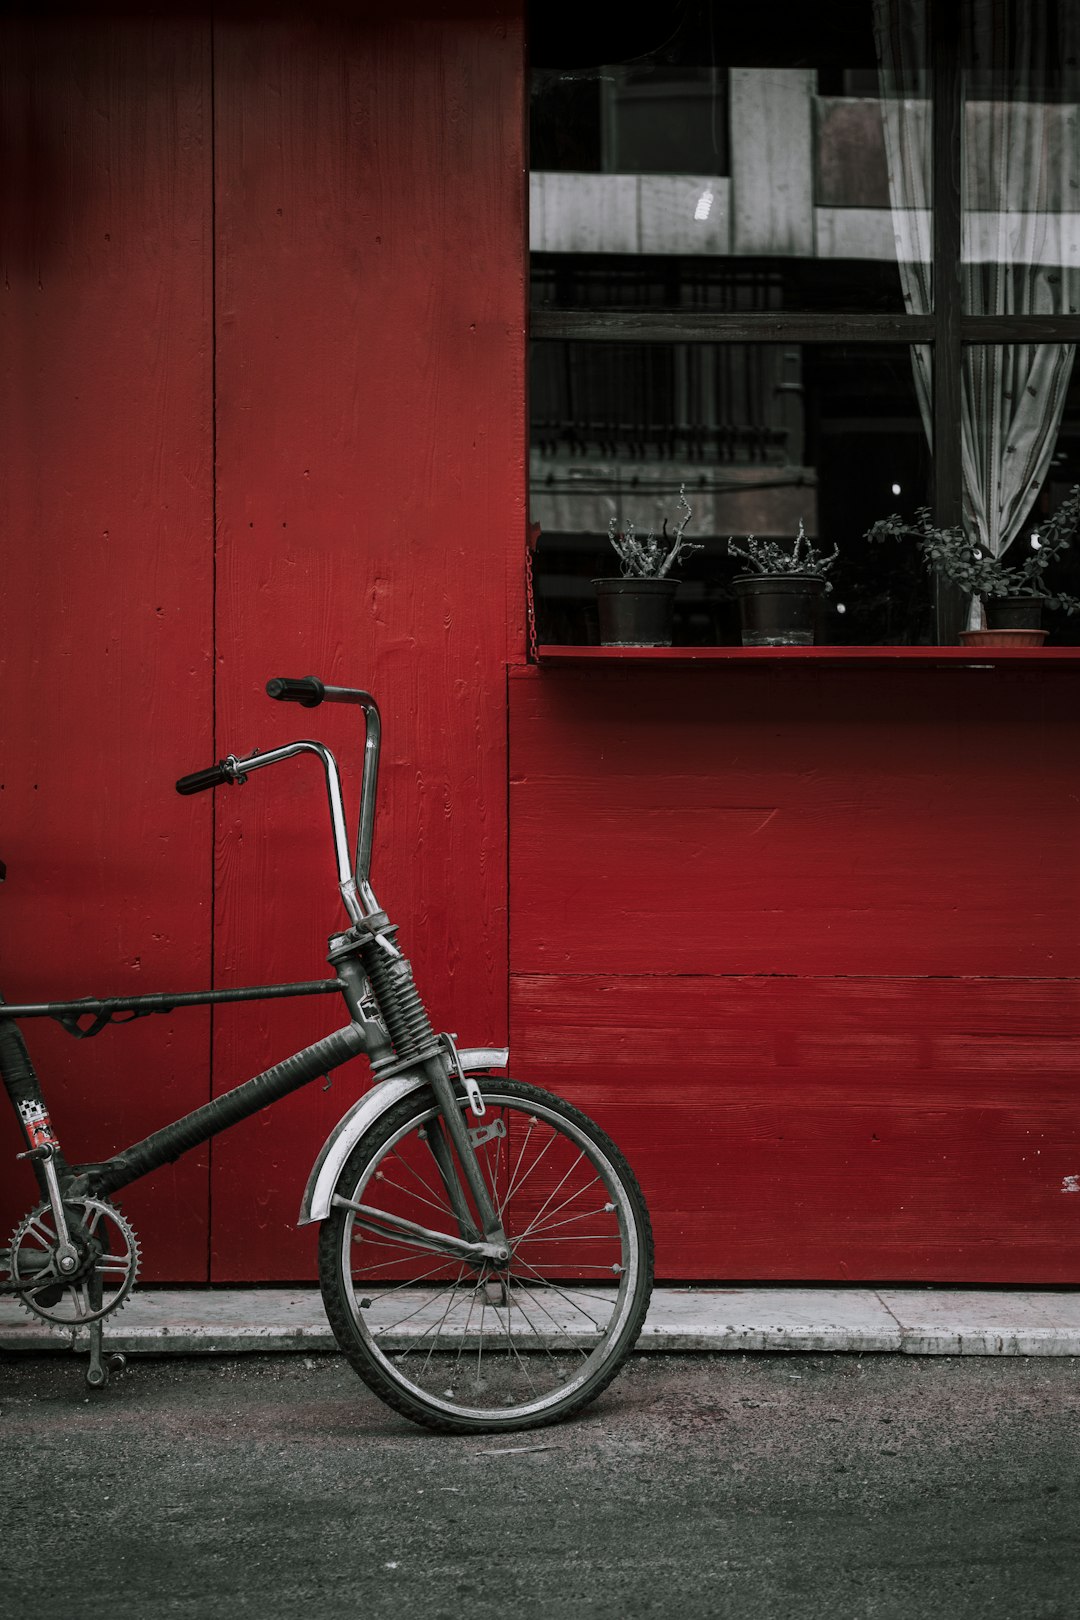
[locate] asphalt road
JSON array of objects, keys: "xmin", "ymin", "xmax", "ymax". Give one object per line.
[{"xmin": 2, "ymin": 1350, "xmax": 1078, "ymax": 1619}]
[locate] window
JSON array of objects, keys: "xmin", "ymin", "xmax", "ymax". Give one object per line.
[{"xmin": 527, "ymin": 0, "xmax": 1080, "ymax": 648}]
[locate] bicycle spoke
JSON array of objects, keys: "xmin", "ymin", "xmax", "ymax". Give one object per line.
[
  {"xmin": 519, "ymin": 1233, "xmax": 622, "ymax": 1242},
  {"xmin": 505, "ymin": 1277, "xmax": 593, "ymax": 1354},
  {"xmin": 497, "ymin": 1277, "xmax": 541, "ymax": 1395},
  {"xmin": 500, "ymin": 1276, "xmax": 567, "ymax": 1370},
  {"xmin": 320, "ymin": 1082, "xmax": 651, "ymax": 1428},
  {"xmin": 365, "ymin": 1276, "xmax": 470, "ymax": 1335},
  {"xmin": 517, "ymin": 1204, "xmax": 614, "ymax": 1241},
  {"xmin": 501, "ymin": 1116, "xmax": 538, "ymax": 1209},
  {"xmin": 511, "ymin": 1258, "xmax": 612, "ymax": 1331},
  {"xmin": 370, "ymin": 1172, "xmax": 454, "ymax": 1225},
  {"xmin": 455, "ymin": 1286, "xmax": 480, "ymax": 1369},
  {"xmin": 412, "ymin": 1266, "xmax": 470, "ymax": 1372},
  {"xmin": 502, "ymin": 1273, "xmax": 624, "ymax": 1307},
  {"xmin": 349, "ymin": 1248, "xmax": 458, "ymax": 1280},
  {"xmin": 385, "ymin": 1144, "xmax": 456, "ymax": 1219},
  {"xmin": 502, "ymin": 1124, "xmax": 562, "ymax": 1209},
  {"xmin": 514, "ymin": 1148, "xmax": 587, "ymax": 1238}
]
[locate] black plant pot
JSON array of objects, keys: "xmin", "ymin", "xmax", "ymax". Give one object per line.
[
  {"xmin": 594, "ymin": 577, "xmax": 677, "ymax": 647},
  {"xmin": 985, "ymin": 595, "xmax": 1043, "ymax": 632},
  {"xmin": 732, "ymin": 574, "xmax": 826, "ymax": 647}
]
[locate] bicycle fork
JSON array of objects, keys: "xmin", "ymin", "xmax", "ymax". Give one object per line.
[{"xmin": 347, "ymin": 929, "xmax": 510, "ymax": 1259}]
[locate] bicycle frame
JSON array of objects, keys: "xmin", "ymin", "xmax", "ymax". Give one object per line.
[{"xmin": 0, "ymin": 677, "xmax": 513, "ymax": 1323}]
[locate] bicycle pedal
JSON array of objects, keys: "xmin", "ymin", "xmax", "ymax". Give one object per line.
[{"xmin": 29, "ymin": 1282, "xmax": 66, "ymax": 1307}]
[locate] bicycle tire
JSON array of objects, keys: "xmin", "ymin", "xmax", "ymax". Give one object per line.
[{"xmin": 318, "ymin": 1078, "xmax": 653, "ymax": 1433}]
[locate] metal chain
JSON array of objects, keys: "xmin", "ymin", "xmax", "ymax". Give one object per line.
[{"xmin": 525, "ymin": 530, "xmax": 540, "ymax": 662}]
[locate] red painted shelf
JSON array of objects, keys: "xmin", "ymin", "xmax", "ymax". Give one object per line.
[{"xmin": 534, "ymin": 644, "xmax": 1080, "ymax": 667}]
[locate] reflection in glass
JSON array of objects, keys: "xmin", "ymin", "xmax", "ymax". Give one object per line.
[
  {"xmin": 529, "ymin": 342, "xmax": 931, "ymax": 647},
  {"xmin": 878, "ymin": 0, "xmax": 1079, "ymax": 581},
  {"xmin": 529, "ymin": 3, "xmax": 921, "ymax": 315}
]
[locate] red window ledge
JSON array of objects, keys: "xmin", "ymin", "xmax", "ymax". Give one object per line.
[{"xmin": 534, "ymin": 645, "xmax": 1080, "ymax": 667}]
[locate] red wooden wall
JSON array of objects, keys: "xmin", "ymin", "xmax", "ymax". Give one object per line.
[
  {"xmin": 509, "ymin": 665, "xmax": 1080, "ymax": 1283},
  {"xmin": 4, "ymin": 4, "xmax": 1078, "ymax": 1289},
  {"xmin": 1, "ymin": 3, "xmax": 524, "ymax": 1281},
  {"xmin": 0, "ymin": 13, "xmax": 215, "ymax": 1278}
]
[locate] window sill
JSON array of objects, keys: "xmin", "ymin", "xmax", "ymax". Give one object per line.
[{"xmin": 533, "ymin": 645, "xmax": 1080, "ymax": 667}]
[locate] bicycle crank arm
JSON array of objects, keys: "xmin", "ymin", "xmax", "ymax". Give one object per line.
[{"xmin": 329, "ymin": 1195, "xmax": 509, "ymax": 1264}]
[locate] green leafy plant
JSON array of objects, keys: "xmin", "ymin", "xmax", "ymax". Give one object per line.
[
  {"xmin": 866, "ymin": 484, "xmax": 1080, "ymax": 614},
  {"xmin": 607, "ymin": 486, "xmax": 700, "ymax": 579},
  {"xmin": 728, "ymin": 520, "xmax": 839, "ymax": 586}
]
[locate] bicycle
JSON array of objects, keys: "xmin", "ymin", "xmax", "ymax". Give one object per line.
[{"xmin": 0, "ymin": 677, "xmax": 654, "ymax": 1433}]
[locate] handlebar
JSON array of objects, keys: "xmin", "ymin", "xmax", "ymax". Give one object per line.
[
  {"xmin": 265, "ymin": 675, "xmax": 325, "ymax": 707},
  {"xmin": 175, "ymin": 677, "xmax": 383, "ymax": 924},
  {"xmin": 176, "ymin": 762, "xmax": 234, "ymax": 796}
]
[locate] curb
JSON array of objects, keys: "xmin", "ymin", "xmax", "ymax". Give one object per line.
[{"xmin": 4, "ymin": 1286, "xmax": 1080, "ymax": 1359}]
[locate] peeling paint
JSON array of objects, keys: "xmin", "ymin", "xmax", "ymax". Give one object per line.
[{"xmin": 1061, "ymin": 1175, "xmax": 1080, "ymax": 1194}]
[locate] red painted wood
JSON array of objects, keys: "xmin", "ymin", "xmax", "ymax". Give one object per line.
[
  {"xmin": 510, "ymin": 974, "xmax": 1080, "ymax": 1282},
  {"xmin": 509, "ymin": 665, "xmax": 1080, "ymax": 1280},
  {"xmin": 510, "ymin": 666, "xmax": 1080, "ymax": 977},
  {"xmin": 0, "ymin": 16, "xmax": 214, "ymax": 1278},
  {"xmin": 208, "ymin": 4, "xmax": 524, "ymax": 1279}
]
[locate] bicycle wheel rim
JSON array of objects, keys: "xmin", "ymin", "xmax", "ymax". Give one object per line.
[{"xmin": 326, "ymin": 1087, "xmax": 647, "ymax": 1426}]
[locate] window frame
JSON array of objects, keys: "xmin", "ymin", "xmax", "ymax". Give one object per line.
[{"xmin": 528, "ymin": 0, "xmax": 1080, "ymax": 645}]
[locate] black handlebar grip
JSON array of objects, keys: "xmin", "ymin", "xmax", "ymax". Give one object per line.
[
  {"xmin": 266, "ymin": 676, "xmax": 325, "ymax": 708},
  {"xmin": 176, "ymin": 762, "xmax": 232, "ymax": 796}
]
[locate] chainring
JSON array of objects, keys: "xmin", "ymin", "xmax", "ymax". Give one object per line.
[{"xmin": 9, "ymin": 1196, "xmax": 140, "ymax": 1325}]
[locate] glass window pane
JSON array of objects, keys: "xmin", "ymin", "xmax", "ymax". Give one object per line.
[
  {"xmin": 962, "ymin": 0, "xmax": 1080, "ymax": 316},
  {"xmin": 960, "ymin": 343, "xmax": 1077, "ymax": 558},
  {"xmin": 529, "ymin": 1, "xmax": 930, "ymax": 315},
  {"xmin": 529, "ymin": 341, "xmax": 931, "ymax": 646},
  {"xmin": 1034, "ymin": 362, "xmax": 1080, "ymax": 646}
]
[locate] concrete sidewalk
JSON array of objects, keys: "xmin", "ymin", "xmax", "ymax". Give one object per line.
[{"xmin": 4, "ymin": 1286, "xmax": 1080, "ymax": 1357}]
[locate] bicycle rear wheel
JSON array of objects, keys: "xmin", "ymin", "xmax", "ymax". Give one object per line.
[{"xmin": 318, "ymin": 1078, "xmax": 653, "ymax": 1433}]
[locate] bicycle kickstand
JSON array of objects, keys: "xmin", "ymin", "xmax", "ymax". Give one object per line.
[{"xmin": 84, "ymin": 1274, "xmax": 126, "ymax": 1390}]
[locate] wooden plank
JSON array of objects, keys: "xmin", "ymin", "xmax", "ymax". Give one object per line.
[
  {"xmin": 530, "ymin": 173, "xmax": 638, "ymax": 254},
  {"xmin": 637, "ymin": 176, "xmax": 731, "ymax": 257},
  {"xmin": 509, "ymin": 974, "xmax": 1080, "ymax": 1283},
  {"xmin": 530, "ymin": 173, "xmax": 732, "ymax": 258},
  {"xmin": 530, "ymin": 310, "xmax": 938, "ymax": 342},
  {"xmin": 730, "ymin": 69, "xmax": 815, "ymax": 256},
  {"xmin": 0, "ymin": 15, "xmax": 214, "ymax": 1279},
  {"xmin": 531, "ymin": 310, "xmax": 1080, "ymax": 344},
  {"xmin": 209, "ymin": 3, "xmax": 523, "ymax": 1280},
  {"xmin": 814, "ymin": 208, "xmax": 897, "ymax": 261},
  {"xmin": 510, "ymin": 667, "xmax": 1080, "ymax": 978}
]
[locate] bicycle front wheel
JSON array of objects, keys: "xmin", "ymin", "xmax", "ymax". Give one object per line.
[{"xmin": 318, "ymin": 1078, "xmax": 653, "ymax": 1433}]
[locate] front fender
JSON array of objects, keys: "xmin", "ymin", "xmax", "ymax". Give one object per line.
[{"xmin": 297, "ymin": 1046, "xmax": 509, "ymax": 1226}]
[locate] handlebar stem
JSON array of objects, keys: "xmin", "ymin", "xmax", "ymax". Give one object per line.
[
  {"xmin": 318, "ymin": 686, "xmax": 381, "ymax": 909},
  {"xmin": 226, "ymin": 741, "xmax": 369, "ymax": 924}
]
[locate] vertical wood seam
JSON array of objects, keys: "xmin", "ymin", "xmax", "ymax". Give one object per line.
[{"xmin": 207, "ymin": 8, "xmax": 218, "ymax": 1284}]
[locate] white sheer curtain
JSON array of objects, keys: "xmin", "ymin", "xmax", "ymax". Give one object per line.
[{"xmin": 874, "ymin": 0, "xmax": 1080, "ymax": 607}]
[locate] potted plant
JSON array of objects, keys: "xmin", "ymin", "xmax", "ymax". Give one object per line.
[
  {"xmin": 866, "ymin": 485, "xmax": 1080, "ymax": 646},
  {"xmin": 596, "ymin": 487, "xmax": 700, "ymax": 647},
  {"xmin": 728, "ymin": 521, "xmax": 839, "ymax": 647}
]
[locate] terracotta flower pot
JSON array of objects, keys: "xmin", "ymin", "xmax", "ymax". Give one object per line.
[{"xmin": 957, "ymin": 628, "xmax": 1048, "ymax": 648}]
